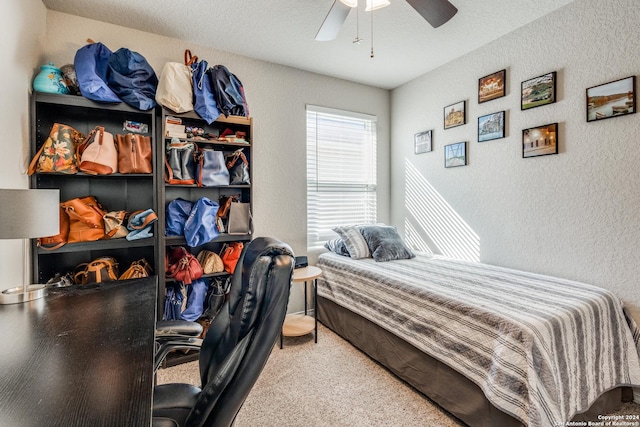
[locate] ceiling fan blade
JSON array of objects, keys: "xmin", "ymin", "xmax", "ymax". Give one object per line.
[
  {"xmin": 315, "ymin": 0, "xmax": 352, "ymax": 41},
  {"xmin": 405, "ymin": 0, "xmax": 458, "ymax": 28}
]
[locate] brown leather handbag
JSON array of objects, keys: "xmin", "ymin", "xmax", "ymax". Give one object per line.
[
  {"xmin": 37, "ymin": 206, "xmax": 70, "ymax": 250},
  {"xmin": 103, "ymin": 210, "xmax": 130, "ymax": 239},
  {"xmin": 119, "ymin": 259, "xmax": 153, "ymax": 280},
  {"xmin": 196, "ymin": 250, "xmax": 224, "ymax": 274},
  {"xmin": 74, "ymin": 256, "xmax": 119, "ymax": 285},
  {"xmin": 116, "ymin": 134, "xmax": 153, "ymax": 174},
  {"xmin": 60, "ymin": 196, "xmax": 107, "ymax": 243}
]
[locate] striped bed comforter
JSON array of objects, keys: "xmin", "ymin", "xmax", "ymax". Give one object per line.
[{"xmin": 317, "ymin": 252, "xmax": 640, "ymax": 427}]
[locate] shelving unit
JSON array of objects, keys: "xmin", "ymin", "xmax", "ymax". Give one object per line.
[{"xmin": 29, "ymin": 92, "xmax": 160, "ymax": 311}]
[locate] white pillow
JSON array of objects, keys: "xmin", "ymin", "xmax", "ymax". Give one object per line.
[{"xmin": 332, "ymin": 226, "xmax": 370, "ymax": 259}]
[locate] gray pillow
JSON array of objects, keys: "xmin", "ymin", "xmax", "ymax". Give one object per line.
[
  {"xmin": 332, "ymin": 226, "xmax": 370, "ymax": 259},
  {"xmin": 359, "ymin": 225, "xmax": 415, "ymax": 262},
  {"xmin": 324, "ymin": 238, "xmax": 350, "ymax": 256}
]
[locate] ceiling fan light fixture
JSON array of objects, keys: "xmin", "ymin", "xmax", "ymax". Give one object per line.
[
  {"xmin": 365, "ymin": 0, "xmax": 390, "ymax": 11},
  {"xmin": 340, "ymin": 0, "xmax": 358, "ymax": 7}
]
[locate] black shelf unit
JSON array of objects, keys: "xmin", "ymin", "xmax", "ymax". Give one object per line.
[
  {"xmin": 158, "ymin": 107, "xmax": 253, "ymax": 321},
  {"xmin": 29, "ymin": 92, "xmax": 160, "ymax": 312}
]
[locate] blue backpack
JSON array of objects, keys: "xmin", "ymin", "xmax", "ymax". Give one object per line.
[
  {"xmin": 74, "ymin": 41, "xmax": 121, "ymax": 103},
  {"xmin": 106, "ymin": 48, "xmax": 158, "ymax": 111},
  {"xmin": 187, "ymin": 51, "xmax": 221, "ymax": 124}
]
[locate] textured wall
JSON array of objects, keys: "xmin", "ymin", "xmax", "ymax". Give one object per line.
[
  {"xmin": 0, "ymin": 0, "xmax": 46, "ymax": 289},
  {"xmin": 43, "ymin": 11, "xmax": 390, "ymax": 312},
  {"xmin": 391, "ymin": 0, "xmax": 640, "ymax": 321}
]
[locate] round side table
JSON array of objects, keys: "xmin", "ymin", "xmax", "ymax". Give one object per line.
[{"xmin": 280, "ymin": 265, "xmax": 322, "ymax": 349}]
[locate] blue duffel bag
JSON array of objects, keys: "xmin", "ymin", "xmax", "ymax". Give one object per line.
[
  {"xmin": 166, "ymin": 198, "xmax": 194, "ymax": 237},
  {"xmin": 74, "ymin": 41, "xmax": 122, "ymax": 103},
  {"xmin": 106, "ymin": 48, "xmax": 158, "ymax": 111},
  {"xmin": 183, "ymin": 197, "xmax": 220, "ymax": 247}
]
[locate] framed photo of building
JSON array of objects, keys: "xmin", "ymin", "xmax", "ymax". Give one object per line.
[
  {"xmin": 586, "ymin": 76, "xmax": 636, "ymax": 122},
  {"xmin": 414, "ymin": 130, "xmax": 432, "ymax": 154},
  {"xmin": 478, "ymin": 111, "xmax": 505, "ymax": 142},
  {"xmin": 444, "ymin": 141, "xmax": 467, "ymax": 167},
  {"xmin": 478, "ymin": 69, "xmax": 506, "ymax": 103},
  {"xmin": 522, "ymin": 122, "xmax": 558, "ymax": 158},
  {"xmin": 521, "ymin": 71, "xmax": 556, "ymax": 110},
  {"xmin": 444, "ymin": 100, "xmax": 466, "ymax": 129}
]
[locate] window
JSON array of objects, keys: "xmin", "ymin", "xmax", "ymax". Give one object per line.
[{"xmin": 306, "ymin": 105, "xmax": 377, "ymax": 249}]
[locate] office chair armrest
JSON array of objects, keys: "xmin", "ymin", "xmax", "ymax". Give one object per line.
[
  {"xmin": 154, "ymin": 338, "xmax": 203, "ymax": 372},
  {"xmin": 156, "ymin": 320, "xmax": 203, "ymax": 338}
]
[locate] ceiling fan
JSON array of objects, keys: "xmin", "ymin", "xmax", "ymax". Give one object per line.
[{"xmin": 315, "ymin": 0, "xmax": 458, "ymax": 41}]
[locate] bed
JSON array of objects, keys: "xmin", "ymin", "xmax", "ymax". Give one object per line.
[{"xmin": 316, "ymin": 250, "xmax": 640, "ymax": 427}]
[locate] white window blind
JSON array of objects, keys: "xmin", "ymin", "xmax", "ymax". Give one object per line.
[{"xmin": 306, "ymin": 105, "xmax": 377, "ymax": 249}]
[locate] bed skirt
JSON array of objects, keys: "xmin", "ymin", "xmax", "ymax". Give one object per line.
[{"xmin": 317, "ymin": 295, "xmax": 632, "ymax": 427}]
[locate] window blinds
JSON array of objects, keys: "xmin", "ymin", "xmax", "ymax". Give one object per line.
[{"xmin": 306, "ymin": 105, "xmax": 377, "ymax": 249}]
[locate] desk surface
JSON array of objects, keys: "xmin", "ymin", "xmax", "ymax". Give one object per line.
[{"xmin": 0, "ymin": 277, "xmax": 157, "ymax": 427}]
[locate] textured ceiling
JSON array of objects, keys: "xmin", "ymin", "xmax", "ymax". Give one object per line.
[{"xmin": 40, "ymin": 0, "xmax": 575, "ymax": 89}]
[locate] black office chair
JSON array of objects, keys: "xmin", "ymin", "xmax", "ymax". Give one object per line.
[{"xmin": 152, "ymin": 237, "xmax": 294, "ymax": 427}]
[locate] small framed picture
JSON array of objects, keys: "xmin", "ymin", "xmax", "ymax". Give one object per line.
[
  {"xmin": 521, "ymin": 71, "xmax": 557, "ymax": 110},
  {"xmin": 414, "ymin": 130, "xmax": 432, "ymax": 154},
  {"xmin": 586, "ymin": 76, "xmax": 636, "ymax": 122},
  {"xmin": 478, "ymin": 111, "xmax": 505, "ymax": 142},
  {"xmin": 522, "ymin": 123, "xmax": 558, "ymax": 158},
  {"xmin": 444, "ymin": 100, "xmax": 466, "ymax": 129},
  {"xmin": 444, "ymin": 141, "xmax": 467, "ymax": 168},
  {"xmin": 478, "ymin": 69, "xmax": 506, "ymax": 103}
]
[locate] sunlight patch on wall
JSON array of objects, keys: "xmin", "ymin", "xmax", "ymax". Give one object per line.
[
  {"xmin": 404, "ymin": 159, "xmax": 480, "ymax": 262},
  {"xmin": 404, "ymin": 219, "xmax": 433, "ymax": 253}
]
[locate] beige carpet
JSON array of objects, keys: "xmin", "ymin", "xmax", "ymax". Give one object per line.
[{"xmin": 156, "ymin": 323, "xmax": 640, "ymax": 426}]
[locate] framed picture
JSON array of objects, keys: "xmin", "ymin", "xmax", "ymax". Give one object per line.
[
  {"xmin": 414, "ymin": 130, "xmax": 432, "ymax": 154},
  {"xmin": 444, "ymin": 100, "xmax": 466, "ymax": 129},
  {"xmin": 478, "ymin": 69, "xmax": 506, "ymax": 103},
  {"xmin": 444, "ymin": 141, "xmax": 467, "ymax": 168},
  {"xmin": 521, "ymin": 71, "xmax": 557, "ymax": 110},
  {"xmin": 586, "ymin": 76, "xmax": 636, "ymax": 122},
  {"xmin": 478, "ymin": 111, "xmax": 505, "ymax": 142},
  {"xmin": 522, "ymin": 123, "xmax": 558, "ymax": 158}
]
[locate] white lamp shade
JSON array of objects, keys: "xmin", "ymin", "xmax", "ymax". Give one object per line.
[
  {"xmin": 0, "ymin": 189, "xmax": 60, "ymax": 239},
  {"xmin": 365, "ymin": 0, "xmax": 390, "ymax": 11}
]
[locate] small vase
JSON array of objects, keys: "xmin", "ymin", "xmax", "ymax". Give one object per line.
[{"xmin": 33, "ymin": 62, "xmax": 69, "ymax": 94}]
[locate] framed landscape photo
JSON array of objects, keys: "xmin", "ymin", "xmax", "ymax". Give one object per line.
[
  {"xmin": 444, "ymin": 141, "xmax": 467, "ymax": 168},
  {"xmin": 586, "ymin": 76, "xmax": 636, "ymax": 122},
  {"xmin": 478, "ymin": 111, "xmax": 505, "ymax": 142},
  {"xmin": 522, "ymin": 122, "xmax": 558, "ymax": 158},
  {"xmin": 414, "ymin": 130, "xmax": 432, "ymax": 154},
  {"xmin": 478, "ymin": 69, "xmax": 506, "ymax": 103},
  {"xmin": 521, "ymin": 71, "xmax": 556, "ymax": 110},
  {"xmin": 444, "ymin": 100, "xmax": 466, "ymax": 129}
]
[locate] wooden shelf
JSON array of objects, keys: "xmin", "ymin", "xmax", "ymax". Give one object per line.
[{"xmin": 282, "ymin": 314, "xmax": 315, "ymax": 337}]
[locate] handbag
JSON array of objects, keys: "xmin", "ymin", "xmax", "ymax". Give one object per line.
[
  {"xmin": 28, "ymin": 123, "xmax": 85, "ymax": 175},
  {"xmin": 197, "ymin": 250, "xmax": 224, "ymax": 274},
  {"xmin": 209, "ymin": 64, "xmax": 249, "ymax": 117},
  {"xmin": 196, "ymin": 148, "xmax": 230, "ymax": 187},
  {"xmin": 183, "ymin": 197, "xmax": 220, "ymax": 247},
  {"xmin": 126, "ymin": 208, "xmax": 158, "ymax": 241},
  {"xmin": 106, "ymin": 47, "xmax": 158, "ymax": 111},
  {"xmin": 116, "ymin": 134, "xmax": 152, "ymax": 174},
  {"xmin": 166, "ymin": 246, "xmax": 203, "ymax": 285},
  {"xmin": 119, "ymin": 258, "xmax": 153, "ymax": 280},
  {"xmin": 103, "ymin": 210, "xmax": 129, "ymax": 239},
  {"xmin": 77, "ymin": 126, "xmax": 118, "ymax": 175},
  {"xmin": 155, "ymin": 58, "xmax": 193, "ymax": 113},
  {"xmin": 73, "ymin": 256, "xmax": 119, "ymax": 285},
  {"xmin": 165, "ymin": 139, "xmax": 196, "ymax": 185},
  {"xmin": 187, "ymin": 50, "xmax": 220, "ymax": 124},
  {"xmin": 227, "ymin": 202, "xmax": 253, "ymax": 235},
  {"xmin": 180, "ymin": 278, "xmax": 208, "ymax": 321},
  {"xmin": 220, "ymin": 242, "xmax": 243, "ymax": 274},
  {"xmin": 163, "ymin": 284, "xmax": 184, "ymax": 321},
  {"xmin": 37, "ymin": 206, "xmax": 70, "ymax": 250},
  {"xmin": 166, "ymin": 198, "xmax": 194, "ymax": 236},
  {"xmin": 225, "ymin": 148, "xmax": 250, "ymax": 185},
  {"xmin": 60, "ymin": 196, "xmax": 107, "ymax": 243},
  {"xmin": 73, "ymin": 40, "xmax": 122, "ymax": 103}
]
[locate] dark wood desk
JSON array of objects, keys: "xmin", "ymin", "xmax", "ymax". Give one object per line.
[{"xmin": 0, "ymin": 276, "xmax": 157, "ymax": 427}]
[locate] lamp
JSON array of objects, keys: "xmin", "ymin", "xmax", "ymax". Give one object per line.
[
  {"xmin": 0, "ymin": 189, "xmax": 59, "ymax": 304},
  {"xmin": 339, "ymin": 0, "xmax": 358, "ymax": 7}
]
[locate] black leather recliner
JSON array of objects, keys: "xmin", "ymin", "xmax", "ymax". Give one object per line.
[{"xmin": 153, "ymin": 237, "xmax": 294, "ymax": 427}]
